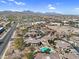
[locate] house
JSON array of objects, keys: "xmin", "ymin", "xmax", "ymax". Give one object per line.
[
  {"xmin": 24, "ymin": 29, "xmax": 44, "ymax": 39},
  {"xmin": 24, "ymin": 37, "xmax": 42, "ymax": 47},
  {"xmin": 49, "ymin": 22, "xmax": 61, "ymax": 26},
  {"xmin": 0, "ymin": 21, "xmax": 10, "ymax": 27},
  {"xmin": 71, "ymin": 20, "xmax": 79, "ymax": 28},
  {"xmin": 62, "ymin": 21, "xmax": 69, "ymax": 26},
  {"xmin": 1, "ymin": 16, "xmax": 8, "ymax": 21},
  {"xmin": 32, "ymin": 21, "xmax": 46, "ymax": 25}
]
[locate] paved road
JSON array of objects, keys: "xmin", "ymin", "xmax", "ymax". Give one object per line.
[
  {"xmin": 0, "ymin": 23, "xmax": 17, "ymax": 59},
  {"xmin": 61, "ymin": 39, "xmax": 79, "ymax": 54},
  {"xmin": 72, "ymin": 45, "xmax": 79, "ymax": 53}
]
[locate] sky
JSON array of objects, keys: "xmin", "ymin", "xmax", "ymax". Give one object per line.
[{"xmin": 0, "ymin": 0, "xmax": 79, "ymax": 15}]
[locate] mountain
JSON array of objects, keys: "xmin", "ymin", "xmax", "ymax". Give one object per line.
[
  {"xmin": 0, "ymin": 10, "xmax": 62, "ymax": 16},
  {"xmin": 44, "ymin": 12, "xmax": 62, "ymax": 16}
]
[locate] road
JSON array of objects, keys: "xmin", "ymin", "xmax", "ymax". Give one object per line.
[
  {"xmin": 0, "ymin": 23, "xmax": 17, "ymax": 59},
  {"xmin": 61, "ymin": 38, "xmax": 79, "ymax": 55},
  {"xmin": 72, "ymin": 45, "xmax": 79, "ymax": 53}
]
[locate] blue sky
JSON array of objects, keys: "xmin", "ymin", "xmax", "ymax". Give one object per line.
[{"xmin": 0, "ymin": 0, "xmax": 79, "ymax": 15}]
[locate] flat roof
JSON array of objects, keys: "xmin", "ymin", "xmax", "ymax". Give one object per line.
[{"xmin": 26, "ymin": 37, "xmax": 41, "ymax": 43}]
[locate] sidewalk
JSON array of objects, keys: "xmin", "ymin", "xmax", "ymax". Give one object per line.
[{"xmin": 1, "ymin": 41, "xmax": 12, "ymax": 59}]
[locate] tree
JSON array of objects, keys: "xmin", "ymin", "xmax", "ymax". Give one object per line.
[
  {"xmin": 69, "ymin": 21, "xmax": 74, "ymax": 26},
  {"xmin": 14, "ymin": 37, "xmax": 25, "ymax": 50},
  {"xmin": 24, "ymin": 51, "xmax": 34, "ymax": 59},
  {"xmin": 22, "ymin": 28, "xmax": 28, "ymax": 35},
  {"xmin": 7, "ymin": 16, "xmax": 14, "ymax": 22}
]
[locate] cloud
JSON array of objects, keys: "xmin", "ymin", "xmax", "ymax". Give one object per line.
[
  {"xmin": 55, "ymin": 11, "xmax": 63, "ymax": 14},
  {"xmin": 14, "ymin": 1, "xmax": 25, "ymax": 5},
  {"xmin": 8, "ymin": 0, "xmax": 26, "ymax": 6},
  {"xmin": 1, "ymin": 0, "xmax": 7, "ymax": 4},
  {"xmin": 48, "ymin": 4, "xmax": 56, "ymax": 10},
  {"xmin": 75, "ymin": 8, "xmax": 79, "ymax": 10},
  {"xmin": 8, "ymin": 0, "xmax": 14, "ymax": 1},
  {"xmin": 8, "ymin": 9, "xmax": 21, "ymax": 11}
]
